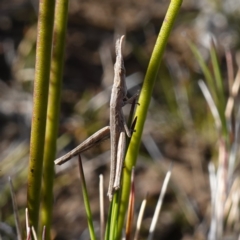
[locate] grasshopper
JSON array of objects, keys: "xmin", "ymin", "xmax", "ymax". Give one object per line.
[
  {"xmin": 54, "ymin": 35, "xmax": 138, "ymax": 201},
  {"xmin": 107, "ymin": 35, "xmax": 138, "ymax": 200}
]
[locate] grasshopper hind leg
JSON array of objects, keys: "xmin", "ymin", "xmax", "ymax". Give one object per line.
[{"xmin": 113, "ymin": 132, "xmax": 126, "ymax": 190}]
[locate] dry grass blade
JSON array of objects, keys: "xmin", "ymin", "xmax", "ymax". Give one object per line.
[
  {"xmin": 99, "ymin": 175, "xmax": 105, "ymax": 240},
  {"xmin": 208, "ymin": 162, "xmax": 217, "ymax": 240},
  {"xmin": 25, "ymin": 208, "xmax": 31, "ymax": 240},
  {"xmin": 208, "ymin": 139, "xmax": 227, "ymax": 239},
  {"xmin": 225, "ymin": 178, "xmax": 240, "ymax": 227},
  {"xmin": 126, "ymin": 167, "xmax": 135, "ymax": 240},
  {"xmin": 208, "ymin": 162, "xmax": 216, "ymax": 208},
  {"xmin": 227, "ymin": 139, "xmax": 238, "ymax": 188},
  {"xmin": 198, "ymin": 80, "xmax": 222, "ymax": 132},
  {"xmin": 26, "ymin": 232, "xmax": 31, "ymax": 240},
  {"xmin": 225, "ymin": 69, "xmax": 240, "ymax": 120},
  {"xmin": 133, "ymin": 195, "xmax": 147, "ymax": 240},
  {"xmin": 42, "ymin": 226, "xmax": 46, "ymax": 240},
  {"xmin": 215, "ymin": 139, "xmax": 227, "ymax": 239},
  {"xmin": 31, "ymin": 226, "xmax": 37, "ymax": 240},
  {"xmin": 9, "ymin": 177, "xmax": 22, "ymax": 240},
  {"xmin": 148, "ymin": 164, "xmax": 172, "ymax": 240},
  {"xmin": 225, "ymin": 49, "xmax": 234, "ymax": 93}
]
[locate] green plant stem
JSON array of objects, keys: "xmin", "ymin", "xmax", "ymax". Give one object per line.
[
  {"xmin": 116, "ymin": 0, "xmax": 183, "ymax": 238},
  {"xmin": 78, "ymin": 156, "xmax": 97, "ymax": 240},
  {"xmin": 210, "ymin": 42, "xmax": 225, "ymax": 104},
  {"xmin": 209, "ymin": 45, "xmax": 228, "ymax": 139},
  {"xmin": 109, "ymin": 192, "xmax": 121, "ymax": 240},
  {"xmin": 189, "ymin": 41, "xmax": 228, "ymax": 140},
  {"xmin": 104, "ymin": 202, "xmax": 113, "ymax": 240},
  {"xmin": 27, "ymin": 0, "xmax": 55, "ymax": 232},
  {"xmin": 188, "ymin": 42, "xmax": 216, "ymax": 101},
  {"xmin": 40, "ymin": 0, "xmax": 69, "ymax": 238}
]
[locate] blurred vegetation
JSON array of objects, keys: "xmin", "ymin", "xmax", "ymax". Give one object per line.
[{"xmin": 1, "ymin": 0, "xmax": 240, "ymax": 239}]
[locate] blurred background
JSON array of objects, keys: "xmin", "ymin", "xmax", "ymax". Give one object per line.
[{"xmin": 1, "ymin": 0, "xmax": 240, "ymax": 239}]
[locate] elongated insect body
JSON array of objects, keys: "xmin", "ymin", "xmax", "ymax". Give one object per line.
[
  {"xmin": 107, "ymin": 36, "xmax": 135, "ymax": 200},
  {"xmin": 54, "ymin": 35, "xmax": 138, "ymax": 202}
]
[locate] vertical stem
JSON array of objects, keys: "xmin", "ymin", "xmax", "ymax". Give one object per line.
[
  {"xmin": 27, "ymin": 0, "xmax": 55, "ymax": 232},
  {"xmin": 40, "ymin": 0, "xmax": 69, "ymax": 238},
  {"xmin": 78, "ymin": 156, "xmax": 97, "ymax": 240},
  {"xmin": 116, "ymin": 0, "xmax": 183, "ymax": 238},
  {"xmin": 99, "ymin": 175, "xmax": 105, "ymax": 240},
  {"xmin": 125, "ymin": 168, "xmax": 135, "ymax": 240}
]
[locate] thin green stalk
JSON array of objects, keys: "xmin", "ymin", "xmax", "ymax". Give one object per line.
[
  {"xmin": 188, "ymin": 42, "xmax": 217, "ymax": 101},
  {"xmin": 109, "ymin": 192, "xmax": 121, "ymax": 240},
  {"xmin": 189, "ymin": 41, "xmax": 228, "ymax": 139},
  {"xmin": 104, "ymin": 201, "xmax": 113, "ymax": 240},
  {"xmin": 78, "ymin": 156, "xmax": 97, "ymax": 240},
  {"xmin": 210, "ymin": 42, "xmax": 225, "ymax": 103},
  {"xmin": 116, "ymin": 0, "xmax": 183, "ymax": 238},
  {"xmin": 125, "ymin": 168, "xmax": 135, "ymax": 240},
  {"xmin": 40, "ymin": 0, "xmax": 69, "ymax": 238},
  {"xmin": 27, "ymin": 0, "xmax": 55, "ymax": 232},
  {"xmin": 209, "ymin": 44, "xmax": 228, "ymax": 139}
]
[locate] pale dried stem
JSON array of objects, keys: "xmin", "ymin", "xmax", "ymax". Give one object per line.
[
  {"xmin": 225, "ymin": 70, "xmax": 240, "ymax": 120},
  {"xmin": 31, "ymin": 226, "xmax": 37, "ymax": 240},
  {"xmin": 133, "ymin": 196, "xmax": 147, "ymax": 240},
  {"xmin": 198, "ymin": 80, "xmax": 222, "ymax": 133},
  {"xmin": 148, "ymin": 165, "xmax": 172, "ymax": 240},
  {"xmin": 99, "ymin": 175, "xmax": 105, "ymax": 240}
]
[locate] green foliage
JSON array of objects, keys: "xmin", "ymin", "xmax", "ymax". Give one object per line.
[
  {"xmin": 27, "ymin": 0, "xmax": 55, "ymax": 232},
  {"xmin": 40, "ymin": 0, "xmax": 69, "ymax": 238},
  {"xmin": 189, "ymin": 41, "xmax": 228, "ymax": 139}
]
